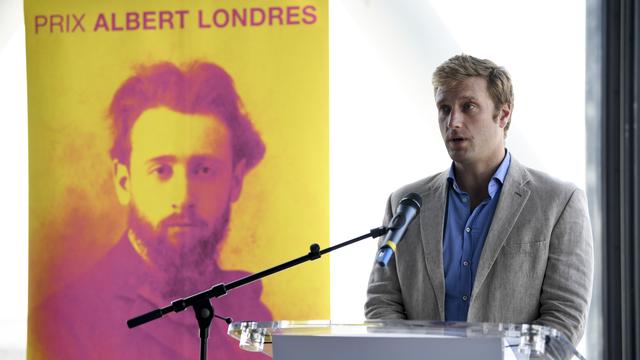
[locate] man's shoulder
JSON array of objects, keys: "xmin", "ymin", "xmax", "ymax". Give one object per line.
[
  {"xmin": 508, "ymin": 158, "xmax": 588, "ymax": 216},
  {"xmin": 512, "ymin": 158, "xmax": 581, "ymax": 198},
  {"xmin": 390, "ymin": 171, "xmax": 448, "ymax": 201}
]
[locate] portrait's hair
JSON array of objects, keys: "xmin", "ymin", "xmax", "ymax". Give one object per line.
[
  {"xmin": 432, "ymin": 54, "xmax": 514, "ymax": 132},
  {"xmin": 109, "ymin": 61, "xmax": 265, "ymax": 171}
]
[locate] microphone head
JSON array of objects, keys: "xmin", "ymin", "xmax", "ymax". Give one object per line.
[{"xmin": 400, "ymin": 192, "xmax": 422, "ymax": 210}]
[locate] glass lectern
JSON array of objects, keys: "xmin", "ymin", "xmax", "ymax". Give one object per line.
[{"xmin": 228, "ymin": 320, "xmax": 584, "ymax": 359}]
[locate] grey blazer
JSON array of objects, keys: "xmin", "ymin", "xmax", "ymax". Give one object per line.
[{"xmin": 365, "ymin": 158, "xmax": 593, "ymax": 345}]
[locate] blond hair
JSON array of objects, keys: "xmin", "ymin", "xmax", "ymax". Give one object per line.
[{"xmin": 432, "ymin": 54, "xmax": 514, "ymax": 132}]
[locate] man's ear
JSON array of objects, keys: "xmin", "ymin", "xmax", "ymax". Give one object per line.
[
  {"xmin": 230, "ymin": 159, "xmax": 247, "ymax": 203},
  {"xmin": 113, "ymin": 160, "xmax": 131, "ymax": 205},
  {"xmin": 497, "ymin": 103, "xmax": 512, "ymax": 129}
]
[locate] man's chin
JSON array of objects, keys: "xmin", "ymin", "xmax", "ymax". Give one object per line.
[
  {"xmin": 154, "ymin": 232, "xmax": 219, "ymax": 263},
  {"xmin": 127, "ymin": 204, "xmax": 232, "ymax": 291},
  {"xmin": 165, "ymin": 227, "xmax": 210, "ymax": 246},
  {"xmin": 447, "ymin": 149, "xmax": 469, "ymax": 163}
]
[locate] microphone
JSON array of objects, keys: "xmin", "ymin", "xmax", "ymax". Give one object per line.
[{"xmin": 376, "ymin": 192, "xmax": 422, "ymax": 267}]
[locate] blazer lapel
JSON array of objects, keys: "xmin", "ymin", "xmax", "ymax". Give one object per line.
[
  {"xmin": 471, "ymin": 158, "xmax": 531, "ymax": 299},
  {"xmin": 419, "ymin": 172, "xmax": 448, "ymax": 320}
]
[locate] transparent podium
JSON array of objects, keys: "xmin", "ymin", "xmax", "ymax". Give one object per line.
[{"xmin": 228, "ymin": 320, "xmax": 584, "ymax": 360}]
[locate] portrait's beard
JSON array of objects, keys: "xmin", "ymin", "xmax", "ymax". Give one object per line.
[{"xmin": 128, "ymin": 204, "xmax": 231, "ymax": 298}]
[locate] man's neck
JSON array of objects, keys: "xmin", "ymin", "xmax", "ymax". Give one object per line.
[{"xmin": 454, "ymin": 149, "xmax": 506, "ymax": 208}]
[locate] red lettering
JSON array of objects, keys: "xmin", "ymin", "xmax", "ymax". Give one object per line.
[
  {"xmin": 126, "ymin": 12, "xmax": 140, "ymax": 30},
  {"xmin": 111, "ymin": 13, "xmax": 124, "ymax": 31},
  {"xmin": 50, "ymin": 15, "xmax": 64, "ymax": 33},
  {"xmin": 35, "ymin": 15, "xmax": 47, "ymax": 34},
  {"xmin": 286, "ymin": 6, "xmax": 300, "ymax": 25},
  {"xmin": 143, "ymin": 11, "xmax": 156, "ymax": 30},
  {"xmin": 71, "ymin": 14, "xmax": 86, "ymax": 32},
  {"xmin": 34, "ymin": 13, "xmax": 86, "ymax": 34},
  {"xmin": 213, "ymin": 9, "xmax": 229, "ymax": 28},
  {"xmin": 158, "ymin": 11, "xmax": 173, "ymax": 29},
  {"xmin": 198, "ymin": 10, "xmax": 211, "ymax": 28},
  {"xmin": 268, "ymin": 7, "xmax": 283, "ymax": 26},
  {"xmin": 231, "ymin": 8, "xmax": 247, "ymax": 27},
  {"xmin": 94, "ymin": 13, "xmax": 109, "ymax": 31},
  {"xmin": 250, "ymin": 8, "xmax": 265, "ymax": 26},
  {"xmin": 302, "ymin": 5, "xmax": 317, "ymax": 25},
  {"xmin": 175, "ymin": 10, "xmax": 189, "ymax": 29}
]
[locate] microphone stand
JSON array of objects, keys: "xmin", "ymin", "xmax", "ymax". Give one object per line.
[{"xmin": 127, "ymin": 226, "xmax": 389, "ymax": 360}]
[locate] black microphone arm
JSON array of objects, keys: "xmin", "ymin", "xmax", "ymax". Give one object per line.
[{"xmin": 126, "ymin": 225, "xmax": 390, "ymax": 330}]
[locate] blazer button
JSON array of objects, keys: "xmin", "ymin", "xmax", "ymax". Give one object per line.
[{"xmin": 462, "ymin": 295, "xmax": 468, "ymax": 301}]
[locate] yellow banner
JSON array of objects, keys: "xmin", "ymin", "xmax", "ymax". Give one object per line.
[{"xmin": 25, "ymin": 1, "xmax": 328, "ymax": 359}]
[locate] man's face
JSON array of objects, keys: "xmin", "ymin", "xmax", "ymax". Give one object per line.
[
  {"xmin": 115, "ymin": 107, "xmax": 243, "ymax": 274},
  {"xmin": 435, "ymin": 77, "xmax": 509, "ymax": 168}
]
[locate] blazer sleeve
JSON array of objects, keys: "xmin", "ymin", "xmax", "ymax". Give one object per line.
[
  {"xmin": 533, "ymin": 188, "xmax": 594, "ymax": 345},
  {"xmin": 364, "ymin": 194, "xmax": 408, "ymax": 319}
]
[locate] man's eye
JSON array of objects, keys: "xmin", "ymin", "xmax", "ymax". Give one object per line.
[
  {"xmin": 195, "ymin": 165, "xmax": 215, "ymax": 176},
  {"xmin": 463, "ymin": 103, "xmax": 476, "ymax": 111},
  {"xmin": 151, "ymin": 165, "xmax": 172, "ymax": 178},
  {"xmin": 439, "ymin": 106, "xmax": 451, "ymax": 115}
]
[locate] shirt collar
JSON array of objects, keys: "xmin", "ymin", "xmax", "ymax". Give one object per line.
[{"xmin": 447, "ymin": 149, "xmax": 511, "ymax": 199}]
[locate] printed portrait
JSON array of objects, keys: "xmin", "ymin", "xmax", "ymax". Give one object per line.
[{"xmin": 25, "ymin": 2, "xmax": 329, "ymax": 359}]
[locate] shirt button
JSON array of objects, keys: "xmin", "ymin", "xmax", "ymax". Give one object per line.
[
  {"xmin": 462, "ymin": 197, "xmax": 468, "ymax": 203},
  {"xmin": 465, "ymin": 227, "xmax": 471, "ymax": 233},
  {"xmin": 463, "ymin": 260, "xmax": 469, "ymax": 267},
  {"xmin": 462, "ymin": 295, "xmax": 468, "ymax": 301}
]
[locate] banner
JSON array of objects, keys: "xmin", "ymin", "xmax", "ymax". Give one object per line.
[{"xmin": 25, "ymin": 1, "xmax": 328, "ymax": 359}]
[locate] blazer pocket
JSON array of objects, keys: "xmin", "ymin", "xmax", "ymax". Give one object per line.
[{"xmin": 502, "ymin": 239, "xmax": 550, "ymax": 255}]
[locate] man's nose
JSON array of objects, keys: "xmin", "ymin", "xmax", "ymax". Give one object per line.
[
  {"xmin": 170, "ymin": 167, "xmax": 194, "ymax": 210},
  {"xmin": 447, "ymin": 109, "xmax": 463, "ymax": 129}
]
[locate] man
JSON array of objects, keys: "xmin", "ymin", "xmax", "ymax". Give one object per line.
[
  {"xmin": 365, "ymin": 54, "xmax": 593, "ymax": 346},
  {"xmin": 33, "ymin": 61, "xmax": 272, "ymax": 359}
]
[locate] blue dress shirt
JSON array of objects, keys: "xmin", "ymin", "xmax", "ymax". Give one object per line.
[{"xmin": 443, "ymin": 150, "xmax": 511, "ymax": 321}]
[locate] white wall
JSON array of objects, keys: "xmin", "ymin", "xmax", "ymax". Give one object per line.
[
  {"xmin": 1, "ymin": 0, "xmax": 586, "ymax": 358},
  {"xmin": 0, "ymin": 0, "xmax": 29, "ymax": 359}
]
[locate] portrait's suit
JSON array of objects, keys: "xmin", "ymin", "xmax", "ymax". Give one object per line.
[
  {"xmin": 365, "ymin": 157, "xmax": 593, "ymax": 345},
  {"xmin": 31, "ymin": 235, "xmax": 272, "ymax": 360}
]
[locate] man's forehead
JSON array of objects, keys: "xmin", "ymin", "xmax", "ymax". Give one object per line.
[
  {"xmin": 129, "ymin": 107, "xmax": 232, "ymax": 163},
  {"xmin": 434, "ymin": 77, "xmax": 489, "ymax": 103}
]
